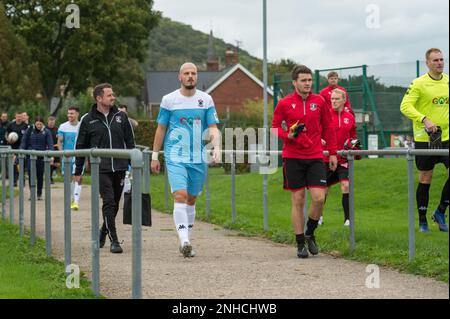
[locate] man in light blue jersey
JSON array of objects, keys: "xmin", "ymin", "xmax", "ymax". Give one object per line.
[
  {"xmin": 57, "ymin": 106, "xmax": 82, "ymax": 210},
  {"xmin": 151, "ymin": 62, "xmax": 221, "ymax": 258}
]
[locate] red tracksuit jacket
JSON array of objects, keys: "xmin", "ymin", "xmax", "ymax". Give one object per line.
[
  {"xmin": 323, "ymin": 107, "xmax": 357, "ymax": 164},
  {"xmin": 320, "ymin": 85, "xmax": 353, "ymax": 113},
  {"xmin": 272, "ymin": 91, "xmax": 337, "ymax": 159}
]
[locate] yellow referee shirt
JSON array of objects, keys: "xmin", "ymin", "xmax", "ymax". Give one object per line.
[{"xmin": 400, "ymin": 73, "xmax": 449, "ymax": 142}]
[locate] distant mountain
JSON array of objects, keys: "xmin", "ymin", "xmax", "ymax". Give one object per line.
[{"xmin": 145, "ymin": 17, "xmax": 261, "ymax": 72}]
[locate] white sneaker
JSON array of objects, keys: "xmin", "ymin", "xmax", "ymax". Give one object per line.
[
  {"xmin": 180, "ymin": 242, "xmax": 193, "ymax": 258},
  {"xmin": 318, "ymin": 216, "xmax": 323, "ymax": 226},
  {"xmin": 179, "ymin": 245, "xmax": 196, "ymax": 257},
  {"xmin": 344, "ymin": 219, "xmax": 350, "ymax": 226}
]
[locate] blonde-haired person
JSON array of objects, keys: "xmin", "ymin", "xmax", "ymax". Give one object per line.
[
  {"xmin": 400, "ymin": 48, "xmax": 449, "ymax": 233},
  {"xmin": 321, "ymin": 88, "xmax": 359, "ymax": 226}
]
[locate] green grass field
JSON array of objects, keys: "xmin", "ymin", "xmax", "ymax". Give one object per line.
[
  {"xmin": 0, "ymin": 221, "xmax": 100, "ymax": 298},
  {"xmin": 0, "ymin": 156, "xmax": 447, "ymax": 299},
  {"xmin": 149, "ymin": 158, "xmax": 449, "ymax": 282}
]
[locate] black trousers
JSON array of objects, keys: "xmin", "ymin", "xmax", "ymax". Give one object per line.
[
  {"xmin": 28, "ymin": 158, "xmax": 44, "ymax": 197},
  {"xmin": 14, "ymin": 157, "xmax": 27, "ymax": 186},
  {"xmin": 99, "ymin": 171, "xmax": 126, "ymax": 242}
]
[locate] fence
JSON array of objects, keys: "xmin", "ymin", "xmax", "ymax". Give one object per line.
[
  {"xmin": 0, "ymin": 146, "xmax": 144, "ymax": 299},
  {"xmin": 139, "ymin": 146, "xmax": 447, "ymax": 262},
  {"xmin": 273, "ymin": 59, "xmax": 449, "ymax": 149},
  {"xmin": 0, "ymin": 146, "xmax": 448, "ymax": 298}
]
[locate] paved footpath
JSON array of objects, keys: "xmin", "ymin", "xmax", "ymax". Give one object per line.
[{"xmin": 7, "ymin": 183, "xmax": 449, "ymax": 299}]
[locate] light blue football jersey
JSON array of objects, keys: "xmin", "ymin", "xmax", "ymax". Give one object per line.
[
  {"xmin": 57, "ymin": 121, "xmax": 80, "ymax": 151},
  {"xmin": 157, "ymin": 89, "xmax": 219, "ymax": 164}
]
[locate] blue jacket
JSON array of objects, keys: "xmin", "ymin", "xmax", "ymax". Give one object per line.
[{"xmin": 20, "ymin": 126, "xmax": 54, "ymax": 151}]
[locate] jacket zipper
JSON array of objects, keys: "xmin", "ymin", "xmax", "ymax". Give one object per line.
[
  {"xmin": 99, "ymin": 111, "xmax": 121, "ymax": 172},
  {"xmin": 338, "ymin": 110, "xmax": 341, "ymax": 128},
  {"xmin": 303, "ymin": 99, "xmax": 306, "ymax": 116}
]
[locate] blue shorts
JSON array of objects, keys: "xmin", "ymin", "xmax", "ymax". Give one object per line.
[
  {"xmin": 61, "ymin": 158, "xmax": 76, "ymax": 175},
  {"xmin": 166, "ymin": 162, "xmax": 207, "ymax": 196},
  {"xmin": 62, "ymin": 158, "xmax": 85, "ymax": 176}
]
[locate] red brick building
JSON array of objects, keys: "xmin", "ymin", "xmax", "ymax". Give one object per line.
[{"xmin": 144, "ymin": 31, "xmax": 273, "ymax": 118}]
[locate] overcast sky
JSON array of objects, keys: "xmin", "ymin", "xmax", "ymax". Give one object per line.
[{"xmin": 153, "ymin": 0, "xmax": 449, "ymax": 70}]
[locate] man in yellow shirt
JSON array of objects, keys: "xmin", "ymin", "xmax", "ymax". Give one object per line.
[{"xmin": 400, "ymin": 48, "xmax": 449, "ymax": 232}]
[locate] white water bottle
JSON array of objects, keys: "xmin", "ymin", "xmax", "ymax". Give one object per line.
[{"xmin": 123, "ymin": 171, "xmax": 132, "ymax": 193}]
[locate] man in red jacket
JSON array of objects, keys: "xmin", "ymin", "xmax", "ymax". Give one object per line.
[
  {"xmin": 320, "ymin": 71, "xmax": 353, "ymax": 114},
  {"xmin": 322, "ymin": 89, "xmax": 358, "ymax": 227},
  {"xmin": 272, "ymin": 65, "xmax": 338, "ymax": 259}
]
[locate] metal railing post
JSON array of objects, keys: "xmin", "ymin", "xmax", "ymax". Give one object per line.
[
  {"xmin": 29, "ymin": 155, "xmax": 36, "ymax": 246},
  {"xmin": 407, "ymin": 150, "xmax": 415, "ymax": 261},
  {"xmin": 44, "ymin": 156, "xmax": 52, "ymax": 256},
  {"xmin": 143, "ymin": 151, "xmax": 150, "ymax": 195},
  {"xmin": 1, "ymin": 153, "xmax": 6, "ymax": 220},
  {"xmin": 130, "ymin": 149, "xmax": 143, "ymax": 299},
  {"xmin": 18, "ymin": 155, "xmax": 25, "ymax": 237},
  {"xmin": 263, "ymin": 156, "xmax": 269, "ymax": 231},
  {"xmin": 348, "ymin": 154, "xmax": 356, "ymax": 252},
  {"xmin": 63, "ymin": 156, "xmax": 72, "ymax": 272},
  {"xmin": 231, "ymin": 152, "xmax": 236, "ymax": 223},
  {"xmin": 8, "ymin": 153, "xmax": 14, "ymax": 224},
  {"xmin": 90, "ymin": 155, "xmax": 101, "ymax": 297},
  {"xmin": 205, "ymin": 165, "xmax": 211, "ymax": 219},
  {"xmin": 304, "ymin": 190, "xmax": 308, "ymax": 229}
]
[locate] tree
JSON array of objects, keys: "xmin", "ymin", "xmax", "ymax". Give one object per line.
[
  {"xmin": 3, "ymin": 0, "xmax": 160, "ymax": 112},
  {"xmin": 251, "ymin": 58, "xmax": 299, "ymax": 86},
  {"xmin": 0, "ymin": 3, "xmax": 42, "ymax": 111}
]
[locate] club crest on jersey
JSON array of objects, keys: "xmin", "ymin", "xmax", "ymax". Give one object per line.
[
  {"xmin": 292, "ymin": 104, "xmax": 296, "ymax": 109},
  {"xmin": 344, "ymin": 118, "xmax": 349, "ymax": 124},
  {"xmin": 115, "ymin": 116, "xmax": 122, "ymax": 123},
  {"xmin": 310, "ymin": 103, "xmax": 317, "ymax": 111},
  {"xmin": 198, "ymin": 99, "xmax": 204, "ymax": 107}
]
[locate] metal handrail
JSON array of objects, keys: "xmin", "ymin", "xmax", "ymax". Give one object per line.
[
  {"xmin": 1, "ymin": 146, "xmax": 447, "ymax": 298},
  {"xmin": 0, "ymin": 147, "xmax": 143, "ymax": 299}
]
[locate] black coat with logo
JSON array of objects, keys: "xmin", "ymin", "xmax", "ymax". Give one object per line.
[{"xmin": 74, "ymin": 104, "xmax": 135, "ymax": 175}]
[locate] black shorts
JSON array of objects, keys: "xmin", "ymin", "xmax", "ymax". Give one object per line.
[
  {"xmin": 326, "ymin": 164, "xmax": 349, "ymax": 186},
  {"xmin": 415, "ymin": 141, "xmax": 449, "ymax": 171},
  {"xmin": 283, "ymin": 158, "xmax": 327, "ymax": 190}
]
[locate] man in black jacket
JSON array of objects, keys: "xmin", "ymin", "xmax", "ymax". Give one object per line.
[
  {"xmin": 6, "ymin": 112, "xmax": 29, "ymax": 186},
  {"xmin": 73, "ymin": 83, "xmax": 135, "ymax": 253}
]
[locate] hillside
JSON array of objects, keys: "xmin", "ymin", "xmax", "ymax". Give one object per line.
[{"xmin": 146, "ymin": 17, "xmax": 262, "ymax": 72}]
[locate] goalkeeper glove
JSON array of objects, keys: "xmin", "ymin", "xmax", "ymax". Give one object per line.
[
  {"xmin": 289, "ymin": 121, "xmax": 306, "ymax": 138},
  {"xmin": 426, "ymin": 126, "xmax": 442, "ymax": 149},
  {"xmin": 343, "ymin": 138, "xmax": 362, "ymax": 160}
]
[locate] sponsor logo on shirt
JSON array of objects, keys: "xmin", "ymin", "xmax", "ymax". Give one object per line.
[
  {"xmin": 180, "ymin": 117, "xmax": 202, "ymax": 126},
  {"xmin": 89, "ymin": 119, "xmax": 99, "ymax": 124},
  {"xmin": 432, "ymin": 97, "xmax": 449, "ymax": 105}
]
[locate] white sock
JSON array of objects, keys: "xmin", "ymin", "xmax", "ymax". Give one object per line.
[
  {"xmin": 186, "ymin": 204, "xmax": 196, "ymax": 240},
  {"xmin": 173, "ymin": 203, "xmax": 189, "ymax": 245},
  {"xmin": 73, "ymin": 182, "xmax": 82, "ymax": 203}
]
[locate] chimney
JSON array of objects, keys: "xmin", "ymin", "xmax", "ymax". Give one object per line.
[
  {"xmin": 207, "ymin": 30, "xmax": 219, "ymax": 71},
  {"xmin": 225, "ymin": 47, "xmax": 239, "ymax": 67}
]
